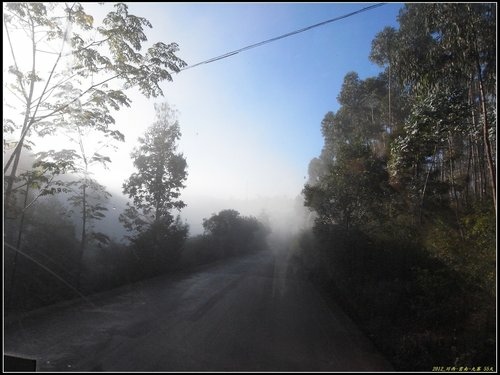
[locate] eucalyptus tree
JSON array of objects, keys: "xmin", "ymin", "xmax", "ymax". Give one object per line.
[
  {"xmin": 382, "ymin": 3, "xmax": 496, "ymax": 212},
  {"xmin": 369, "ymin": 26, "xmax": 397, "ymax": 133},
  {"xmin": 3, "ymin": 2, "xmax": 186, "ymax": 212},
  {"xmin": 304, "ymin": 71, "xmax": 392, "ymax": 231},
  {"xmin": 432, "ymin": 3, "xmax": 496, "ymax": 212},
  {"xmin": 304, "ymin": 141, "xmax": 389, "ymax": 231}
]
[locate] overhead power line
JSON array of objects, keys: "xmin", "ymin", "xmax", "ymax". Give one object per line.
[{"xmin": 181, "ymin": 3, "xmax": 386, "ymax": 71}]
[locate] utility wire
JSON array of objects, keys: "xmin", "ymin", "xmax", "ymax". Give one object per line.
[{"xmin": 181, "ymin": 3, "xmax": 386, "ymax": 71}]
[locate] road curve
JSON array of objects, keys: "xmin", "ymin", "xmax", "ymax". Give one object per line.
[{"xmin": 4, "ymin": 251, "xmax": 393, "ymax": 371}]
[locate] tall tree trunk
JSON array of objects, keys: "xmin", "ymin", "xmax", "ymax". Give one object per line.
[
  {"xmin": 470, "ymin": 102, "xmax": 481, "ymax": 201},
  {"xmin": 465, "ymin": 136, "xmax": 473, "ymax": 207},
  {"xmin": 76, "ymin": 180, "xmax": 87, "ymax": 291},
  {"xmin": 388, "ymin": 61, "xmax": 392, "ymax": 133},
  {"xmin": 471, "ymin": 139, "xmax": 478, "ymax": 199},
  {"xmin": 475, "ymin": 140, "xmax": 485, "ymax": 201},
  {"xmin": 448, "ymin": 137, "xmax": 464, "ymax": 238},
  {"xmin": 420, "ymin": 145, "xmax": 437, "ymax": 223},
  {"xmin": 7, "ymin": 179, "xmax": 31, "ymax": 309},
  {"xmin": 4, "ymin": 16, "xmax": 37, "ymax": 210},
  {"xmin": 5, "ymin": 8, "xmax": 69, "ymax": 208},
  {"xmin": 476, "ymin": 52, "xmax": 496, "ymax": 213}
]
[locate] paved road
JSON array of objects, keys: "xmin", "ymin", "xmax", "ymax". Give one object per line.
[{"xmin": 4, "ymin": 250, "xmax": 393, "ymax": 371}]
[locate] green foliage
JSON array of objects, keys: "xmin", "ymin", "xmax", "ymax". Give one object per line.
[
  {"xmin": 67, "ymin": 177, "xmax": 111, "ymax": 239},
  {"xmin": 83, "ymin": 240, "xmax": 141, "ymax": 292},
  {"xmin": 423, "ymin": 208, "xmax": 496, "ymax": 294},
  {"xmin": 300, "ymin": 3, "xmax": 496, "ymax": 371},
  {"xmin": 4, "ymin": 1, "xmax": 186, "ymax": 213},
  {"xmin": 121, "ymin": 102, "xmax": 187, "ymax": 234},
  {"xmin": 5, "ymin": 197, "xmax": 81, "ymax": 312},
  {"xmin": 120, "ymin": 102, "xmax": 188, "ymax": 274},
  {"xmin": 324, "ymin": 72, "xmax": 388, "ymax": 154},
  {"xmin": 202, "ymin": 209, "xmax": 270, "ymax": 258},
  {"xmin": 5, "ymin": 149, "xmax": 77, "ymax": 209},
  {"xmin": 369, "ymin": 26, "xmax": 397, "ymax": 67},
  {"xmin": 290, "ymin": 222, "xmax": 495, "ymax": 371},
  {"xmin": 304, "ymin": 138, "xmax": 391, "ymax": 231},
  {"xmin": 4, "ymin": 194, "xmax": 184, "ymax": 313},
  {"xmin": 131, "ymin": 215, "xmax": 189, "ymax": 276},
  {"xmin": 180, "ymin": 235, "xmax": 216, "ymax": 268}
]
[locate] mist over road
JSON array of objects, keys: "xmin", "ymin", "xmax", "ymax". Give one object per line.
[{"xmin": 4, "ymin": 250, "xmax": 392, "ymax": 371}]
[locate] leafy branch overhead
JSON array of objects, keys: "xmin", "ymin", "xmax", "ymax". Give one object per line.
[{"xmin": 4, "ymin": 2, "xmax": 187, "ymax": 207}]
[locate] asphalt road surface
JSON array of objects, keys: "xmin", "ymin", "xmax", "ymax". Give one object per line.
[{"xmin": 4, "ymin": 250, "xmax": 393, "ymax": 371}]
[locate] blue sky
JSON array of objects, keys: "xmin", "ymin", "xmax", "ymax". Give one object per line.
[
  {"xmin": 121, "ymin": 2, "xmax": 404, "ymax": 232},
  {"xmin": 104, "ymin": 2, "xmax": 402, "ymax": 193},
  {"xmin": 4, "ymin": 2, "xmax": 404, "ymax": 234}
]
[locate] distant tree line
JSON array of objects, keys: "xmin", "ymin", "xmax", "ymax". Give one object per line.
[
  {"xmin": 182, "ymin": 209, "xmax": 270, "ymax": 267},
  {"xmin": 292, "ymin": 3, "xmax": 495, "ymax": 371},
  {"xmin": 4, "ymin": 191, "xmax": 269, "ymax": 314}
]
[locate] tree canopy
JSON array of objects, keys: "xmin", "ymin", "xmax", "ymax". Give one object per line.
[
  {"xmin": 120, "ymin": 102, "xmax": 188, "ymax": 272},
  {"xmin": 3, "ymin": 2, "xmax": 186, "ymax": 211},
  {"xmin": 300, "ymin": 3, "xmax": 496, "ymax": 370}
]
